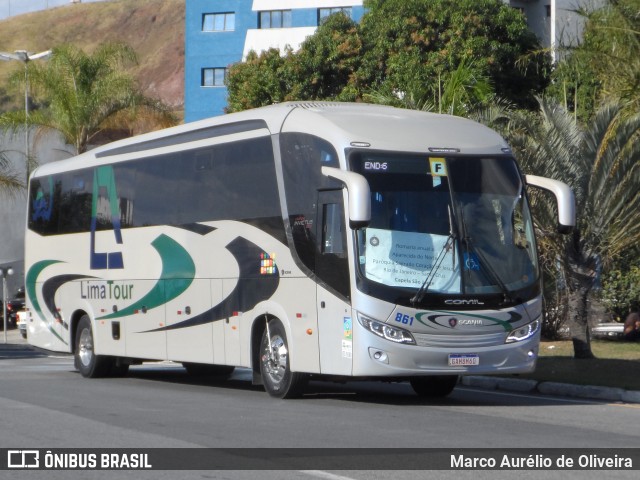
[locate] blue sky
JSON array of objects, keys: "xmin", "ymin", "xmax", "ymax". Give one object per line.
[{"xmin": 0, "ymin": 0, "xmax": 106, "ymax": 21}]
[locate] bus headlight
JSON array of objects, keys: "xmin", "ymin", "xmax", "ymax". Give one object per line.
[
  {"xmin": 505, "ymin": 319, "xmax": 540, "ymax": 343},
  {"xmin": 358, "ymin": 314, "xmax": 416, "ymax": 345}
]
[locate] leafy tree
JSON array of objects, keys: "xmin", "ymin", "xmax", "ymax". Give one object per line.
[
  {"xmin": 546, "ymin": 0, "xmax": 640, "ymax": 121},
  {"xmin": 545, "ymin": 54, "xmax": 600, "ymax": 124},
  {"xmin": 600, "ymin": 250, "xmax": 640, "ymax": 320},
  {"xmin": 0, "ymin": 43, "xmax": 177, "ymax": 155},
  {"xmin": 287, "ymin": 13, "xmax": 364, "ymax": 102},
  {"xmin": 227, "ymin": 0, "xmax": 549, "ymax": 112},
  {"xmin": 578, "ymin": 0, "xmax": 640, "ymax": 109},
  {"xmin": 540, "ymin": 0, "xmax": 640, "ymax": 339},
  {"xmin": 364, "ymin": 58, "xmax": 499, "ymax": 117},
  {"xmin": 226, "ymin": 48, "xmax": 294, "ymax": 113},
  {"xmin": 506, "ymin": 98, "xmax": 640, "ymax": 358},
  {"xmin": 227, "ymin": 14, "xmax": 363, "ymax": 111},
  {"xmin": 359, "ymin": 0, "xmax": 549, "ymax": 110}
]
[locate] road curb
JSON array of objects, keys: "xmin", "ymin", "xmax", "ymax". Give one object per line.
[{"xmin": 461, "ymin": 376, "xmax": 640, "ymax": 404}]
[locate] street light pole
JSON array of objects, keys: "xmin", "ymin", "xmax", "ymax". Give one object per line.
[
  {"xmin": 0, "ymin": 49, "xmax": 52, "ymax": 182},
  {"xmin": 1, "ymin": 266, "xmax": 14, "ymax": 344}
]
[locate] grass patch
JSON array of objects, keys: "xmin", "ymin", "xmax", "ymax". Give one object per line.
[{"xmin": 512, "ymin": 340, "xmax": 640, "ymax": 391}]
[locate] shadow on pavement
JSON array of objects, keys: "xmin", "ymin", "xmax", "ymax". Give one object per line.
[{"xmin": 0, "ymin": 329, "xmax": 48, "ymax": 359}]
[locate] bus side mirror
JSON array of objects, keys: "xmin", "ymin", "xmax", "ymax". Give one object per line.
[
  {"xmin": 525, "ymin": 175, "xmax": 576, "ymax": 234},
  {"xmin": 321, "ymin": 167, "xmax": 371, "ymax": 229}
]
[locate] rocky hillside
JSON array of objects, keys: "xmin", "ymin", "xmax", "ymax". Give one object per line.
[{"xmin": 0, "ymin": 0, "xmax": 184, "ymax": 112}]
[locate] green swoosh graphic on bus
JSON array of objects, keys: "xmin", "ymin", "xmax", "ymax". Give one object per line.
[
  {"xmin": 415, "ymin": 310, "xmax": 515, "ymax": 332},
  {"xmin": 26, "ymin": 259, "xmax": 67, "ymax": 344},
  {"xmin": 98, "ymin": 234, "xmax": 195, "ymax": 320}
]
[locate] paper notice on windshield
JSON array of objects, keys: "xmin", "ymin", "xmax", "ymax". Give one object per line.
[{"xmin": 365, "ymin": 228, "xmax": 460, "ymax": 293}]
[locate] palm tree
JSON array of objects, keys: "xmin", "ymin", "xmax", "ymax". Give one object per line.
[
  {"xmin": 551, "ymin": 0, "xmax": 640, "ymax": 122},
  {"xmin": 0, "ymin": 150, "xmax": 23, "ymax": 197},
  {"xmin": 0, "ymin": 43, "xmax": 177, "ymax": 156},
  {"xmin": 578, "ymin": 0, "xmax": 640, "ymax": 110},
  {"xmin": 506, "ymin": 98, "xmax": 640, "ymax": 358}
]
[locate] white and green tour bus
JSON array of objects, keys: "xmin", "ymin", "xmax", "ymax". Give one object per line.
[{"xmin": 25, "ymin": 102, "xmax": 574, "ymax": 398}]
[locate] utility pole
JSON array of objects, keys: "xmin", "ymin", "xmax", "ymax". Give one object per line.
[{"xmin": 1, "ymin": 265, "xmax": 14, "ymax": 344}]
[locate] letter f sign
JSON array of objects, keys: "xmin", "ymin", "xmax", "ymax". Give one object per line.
[{"xmin": 429, "ymin": 158, "xmax": 447, "ymax": 177}]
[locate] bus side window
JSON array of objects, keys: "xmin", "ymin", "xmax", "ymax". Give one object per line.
[
  {"xmin": 281, "ymin": 132, "xmax": 341, "ymax": 275},
  {"xmin": 322, "ymin": 203, "xmax": 345, "ymax": 256},
  {"xmin": 58, "ymin": 170, "xmax": 92, "ymax": 234},
  {"xmin": 29, "ymin": 176, "xmax": 57, "ymax": 234}
]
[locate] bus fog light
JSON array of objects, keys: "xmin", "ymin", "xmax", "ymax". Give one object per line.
[
  {"xmin": 506, "ymin": 319, "xmax": 540, "ymax": 343},
  {"xmin": 369, "ymin": 348, "xmax": 389, "ymax": 364}
]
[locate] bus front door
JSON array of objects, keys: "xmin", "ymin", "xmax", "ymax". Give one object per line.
[{"xmin": 316, "ymin": 190, "xmax": 353, "ymax": 376}]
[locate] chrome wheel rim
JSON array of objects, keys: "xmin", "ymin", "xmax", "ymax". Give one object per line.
[
  {"xmin": 78, "ymin": 327, "xmax": 94, "ymax": 367},
  {"xmin": 263, "ymin": 334, "xmax": 288, "ymax": 384}
]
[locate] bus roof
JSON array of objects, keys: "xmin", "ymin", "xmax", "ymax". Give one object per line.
[
  {"xmin": 32, "ymin": 102, "xmax": 510, "ymax": 177},
  {"xmin": 279, "ymin": 102, "xmax": 509, "ymax": 155}
]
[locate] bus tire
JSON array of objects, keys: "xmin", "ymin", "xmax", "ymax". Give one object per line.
[
  {"xmin": 410, "ymin": 375, "xmax": 459, "ymax": 398},
  {"xmin": 260, "ymin": 319, "xmax": 307, "ymax": 399},
  {"xmin": 75, "ymin": 315, "xmax": 111, "ymax": 378},
  {"xmin": 182, "ymin": 362, "xmax": 235, "ymax": 379}
]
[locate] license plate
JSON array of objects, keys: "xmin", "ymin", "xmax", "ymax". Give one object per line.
[{"xmin": 448, "ymin": 354, "xmax": 479, "ymax": 366}]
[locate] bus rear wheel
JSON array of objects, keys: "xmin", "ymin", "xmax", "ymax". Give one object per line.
[
  {"xmin": 410, "ymin": 375, "xmax": 459, "ymax": 398},
  {"xmin": 259, "ymin": 319, "xmax": 307, "ymax": 399},
  {"xmin": 75, "ymin": 315, "xmax": 111, "ymax": 378}
]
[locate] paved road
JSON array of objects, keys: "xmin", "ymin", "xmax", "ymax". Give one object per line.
[{"xmin": 1, "ymin": 330, "xmax": 639, "ymax": 479}]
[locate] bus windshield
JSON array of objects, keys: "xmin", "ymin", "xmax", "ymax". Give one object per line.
[{"xmin": 350, "ymin": 153, "xmax": 539, "ymax": 298}]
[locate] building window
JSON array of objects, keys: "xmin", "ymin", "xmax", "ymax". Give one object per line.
[
  {"xmin": 202, "ymin": 68, "xmax": 227, "ymax": 87},
  {"xmin": 202, "ymin": 12, "xmax": 235, "ymax": 32},
  {"xmin": 259, "ymin": 10, "xmax": 292, "ymax": 29},
  {"xmin": 318, "ymin": 7, "xmax": 352, "ymax": 24},
  {"xmin": 545, "ymin": 5, "xmax": 551, "ymax": 17}
]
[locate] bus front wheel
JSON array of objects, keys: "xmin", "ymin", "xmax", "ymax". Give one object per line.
[
  {"xmin": 410, "ymin": 375, "xmax": 459, "ymax": 398},
  {"xmin": 75, "ymin": 315, "xmax": 111, "ymax": 378},
  {"xmin": 259, "ymin": 319, "xmax": 307, "ymax": 399}
]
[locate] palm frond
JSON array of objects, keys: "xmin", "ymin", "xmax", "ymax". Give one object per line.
[{"xmin": 0, "ymin": 151, "xmax": 24, "ymax": 198}]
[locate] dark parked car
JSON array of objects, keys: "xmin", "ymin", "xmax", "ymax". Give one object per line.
[{"xmin": 3, "ymin": 288, "xmax": 26, "ymax": 328}]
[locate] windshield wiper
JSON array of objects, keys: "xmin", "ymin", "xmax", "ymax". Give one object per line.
[
  {"xmin": 410, "ymin": 206, "xmax": 456, "ymax": 306},
  {"xmin": 457, "ymin": 204, "xmax": 514, "ymax": 305},
  {"xmin": 467, "ymin": 243, "xmax": 514, "ymax": 304}
]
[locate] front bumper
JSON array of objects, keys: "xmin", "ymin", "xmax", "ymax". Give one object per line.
[{"xmin": 352, "ymin": 326, "xmax": 540, "ymax": 377}]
